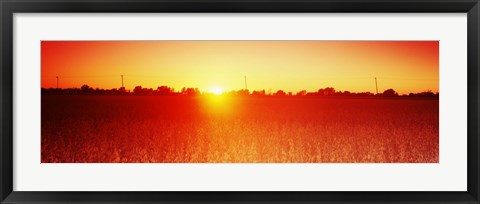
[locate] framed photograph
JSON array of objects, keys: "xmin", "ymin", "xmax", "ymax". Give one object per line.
[{"xmin": 1, "ymin": 0, "xmax": 479, "ymax": 203}]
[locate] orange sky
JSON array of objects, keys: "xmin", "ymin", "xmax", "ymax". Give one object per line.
[{"xmin": 41, "ymin": 41, "xmax": 438, "ymax": 95}]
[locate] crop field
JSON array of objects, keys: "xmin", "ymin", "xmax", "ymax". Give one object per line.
[{"xmin": 41, "ymin": 95, "xmax": 439, "ymax": 163}]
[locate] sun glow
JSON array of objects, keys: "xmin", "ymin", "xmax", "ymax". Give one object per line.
[
  {"xmin": 203, "ymin": 86, "xmax": 232, "ymax": 114},
  {"xmin": 209, "ymin": 86, "xmax": 224, "ymax": 95}
]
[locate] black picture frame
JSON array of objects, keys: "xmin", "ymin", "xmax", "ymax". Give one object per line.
[{"xmin": 1, "ymin": 0, "xmax": 479, "ymax": 203}]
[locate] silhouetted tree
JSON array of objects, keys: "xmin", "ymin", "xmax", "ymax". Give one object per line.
[
  {"xmin": 296, "ymin": 90, "xmax": 307, "ymax": 96},
  {"xmin": 318, "ymin": 87, "xmax": 335, "ymax": 96},
  {"xmin": 408, "ymin": 90, "xmax": 437, "ymax": 98},
  {"xmin": 382, "ymin": 88, "xmax": 398, "ymax": 97},
  {"xmin": 357, "ymin": 92, "xmax": 374, "ymax": 97},
  {"xmin": 181, "ymin": 87, "xmax": 201, "ymax": 96},
  {"xmin": 317, "ymin": 88, "xmax": 325, "ymax": 96},
  {"xmin": 324, "ymin": 87, "xmax": 336, "ymax": 96},
  {"xmin": 118, "ymin": 87, "xmax": 127, "ymax": 93},
  {"xmin": 133, "ymin": 86, "xmax": 143, "ymax": 94},
  {"xmin": 274, "ymin": 90, "xmax": 287, "ymax": 97},
  {"xmin": 133, "ymin": 86, "xmax": 154, "ymax": 95},
  {"xmin": 252, "ymin": 90, "xmax": 266, "ymax": 97},
  {"xmin": 238, "ymin": 89, "xmax": 250, "ymax": 96},
  {"xmin": 419, "ymin": 90, "xmax": 435, "ymax": 97},
  {"xmin": 81, "ymin": 84, "xmax": 93, "ymax": 93},
  {"xmin": 156, "ymin": 86, "xmax": 174, "ymax": 95}
]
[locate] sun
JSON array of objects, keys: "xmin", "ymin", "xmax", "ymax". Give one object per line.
[{"xmin": 209, "ymin": 86, "xmax": 224, "ymax": 95}]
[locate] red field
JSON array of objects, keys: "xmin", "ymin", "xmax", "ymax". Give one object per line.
[{"xmin": 41, "ymin": 95, "xmax": 439, "ymax": 163}]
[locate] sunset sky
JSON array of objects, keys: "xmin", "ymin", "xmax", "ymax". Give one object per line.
[{"xmin": 41, "ymin": 41, "xmax": 438, "ymax": 95}]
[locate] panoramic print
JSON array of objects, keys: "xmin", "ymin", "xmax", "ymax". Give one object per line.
[{"xmin": 41, "ymin": 41, "xmax": 439, "ymax": 163}]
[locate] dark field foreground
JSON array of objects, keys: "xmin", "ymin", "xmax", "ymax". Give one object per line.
[{"xmin": 41, "ymin": 95, "xmax": 439, "ymax": 163}]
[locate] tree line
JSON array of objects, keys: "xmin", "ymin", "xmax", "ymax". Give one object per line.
[{"xmin": 41, "ymin": 84, "xmax": 439, "ymax": 98}]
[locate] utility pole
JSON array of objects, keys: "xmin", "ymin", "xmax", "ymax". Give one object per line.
[
  {"xmin": 56, "ymin": 76, "xmax": 59, "ymax": 89},
  {"xmin": 121, "ymin": 75, "xmax": 124, "ymax": 88},
  {"xmin": 244, "ymin": 75, "xmax": 247, "ymax": 90},
  {"xmin": 375, "ymin": 77, "xmax": 379, "ymax": 95}
]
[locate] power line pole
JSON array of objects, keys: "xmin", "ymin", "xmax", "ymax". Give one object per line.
[
  {"xmin": 375, "ymin": 77, "xmax": 378, "ymax": 95},
  {"xmin": 56, "ymin": 76, "xmax": 59, "ymax": 89},
  {"xmin": 121, "ymin": 75, "xmax": 124, "ymax": 88},
  {"xmin": 244, "ymin": 75, "xmax": 247, "ymax": 90}
]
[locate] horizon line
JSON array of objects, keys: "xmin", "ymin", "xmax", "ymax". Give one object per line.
[{"xmin": 41, "ymin": 85, "xmax": 439, "ymax": 95}]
